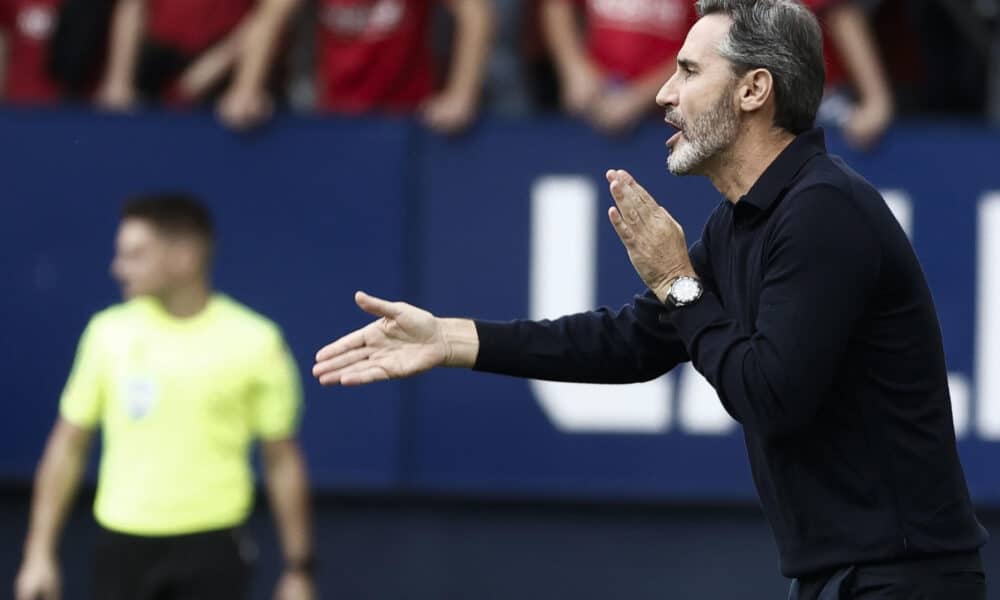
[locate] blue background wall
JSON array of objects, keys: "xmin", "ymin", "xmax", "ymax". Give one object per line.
[{"xmin": 1, "ymin": 108, "xmax": 999, "ymax": 598}]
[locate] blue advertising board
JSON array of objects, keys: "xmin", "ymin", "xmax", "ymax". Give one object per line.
[{"xmin": 1, "ymin": 108, "xmax": 998, "ymax": 504}]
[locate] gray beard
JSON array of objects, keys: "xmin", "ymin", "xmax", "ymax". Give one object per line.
[{"xmin": 667, "ymin": 91, "xmax": 740, "ymax": 176}]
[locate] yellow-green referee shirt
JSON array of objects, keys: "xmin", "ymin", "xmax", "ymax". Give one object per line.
[{"xmin": 60, "ymin": 294, "xmax": 302, "ymax": 536}]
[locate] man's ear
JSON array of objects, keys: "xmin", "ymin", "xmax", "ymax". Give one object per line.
[
  {"xmin": 171, "ymin": 240, "xmax": 202, "ymax": 276},
  {"xmin": 738, "ymin": 68, "xmax": 774, "ymax": 113}
]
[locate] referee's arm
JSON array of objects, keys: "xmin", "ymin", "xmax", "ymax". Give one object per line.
[
  {"xmin": 16, "ymin": 418, "xmax": 94, "ymax": 600},
  {"xmin": 261, "ymin": 439, "xmax": 314, "ymax": 576},
  {"xmin": 18, "ymin": 315, "xmax": 106, "ymax": 599},
  {"xmin": 256, "ymin": 330, "xmax": 315, "ymax": 595}
]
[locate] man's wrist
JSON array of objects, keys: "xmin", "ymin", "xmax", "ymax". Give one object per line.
[
  {"xmin": 23, "ymin": 540, "xmax": 56, "ymax": 563},
  {"xmin": 440, "ymin": 318, "xmax": 480, "ymax": 368},
  {"xmin": 653, "ymin": 267, "xmax": 698, "ymax": 304},
  {"xmin": 652, "ymin": 279, "xmax": 673, "ymax": 304}
]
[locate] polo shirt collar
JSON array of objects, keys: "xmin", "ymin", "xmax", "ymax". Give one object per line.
[{"xmin": 735, "ymin": 127, "xmax": 827, "ymax": 218}]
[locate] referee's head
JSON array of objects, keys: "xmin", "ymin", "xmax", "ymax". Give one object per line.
[{"xmin": 112, "ymin": 193, "xmax": 215, "ymax": 299}]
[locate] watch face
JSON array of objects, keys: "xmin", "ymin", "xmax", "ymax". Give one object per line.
[{"xmin": 671, "ymin": 278, "xmax": 702, "ymax": 304}]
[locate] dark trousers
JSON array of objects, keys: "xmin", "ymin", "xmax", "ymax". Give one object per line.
[
  {"xmin": 788, "ymin": 551, "xmax": 986, "ymax": 600},
  {"xmin": 93, "ymin": 525, "xmax": 256, "ymax": 600}
]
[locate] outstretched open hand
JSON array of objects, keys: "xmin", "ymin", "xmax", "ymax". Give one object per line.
[{"xmin": 312, "ymin": 292, "xmax": 448, "ymax": 386}]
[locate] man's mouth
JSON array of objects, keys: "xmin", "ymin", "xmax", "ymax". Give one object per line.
[{"xmin": 665, "ymin": 116, "xmax": 684, "ymax": 148}]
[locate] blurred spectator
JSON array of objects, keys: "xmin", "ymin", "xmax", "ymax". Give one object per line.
[
  {"xmin": 0, "ymin": 0, "xmax": 61, "ymax": 103},
  {"xmin": 540, "ymin": 0, "xmax": 696, "ymax": 135},
  {"xmin": 45, "ymin": 0, "xmax": 119, "ymax": 99},
  {"xmin": 14, "ymin": 195, "xmax": 315, "ymax": 600},
  {"xmin": 316, "ymin": 0, "xmax": 494, "ymax": 135},
  {"xmin": 97, "ymin": 0, "xmax": 300, "ymax": 130},
  {"xmin": 907, "ymin": 0, "xmax": 991, "ymax": 117},
  {"xmin": 807, "ymin": 0, "xmax": 894, "ymax": 150},
  {"xmin": 483, "ymin": 0, "xmax": 532, "ymax": 116},
  {"xmin": 865, "ymin": 0, "xmax": 923, "ymax": 115},
  {"xmin": 0, "ymin": 0, "xmax": 115, "ymax": 104}
]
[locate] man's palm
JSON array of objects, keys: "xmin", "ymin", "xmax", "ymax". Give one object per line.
[{"xmin": 313, "ymin": 292, "xmax": 447, "ymax": 386}]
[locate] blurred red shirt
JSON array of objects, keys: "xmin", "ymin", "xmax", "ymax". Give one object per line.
[
  {"xmin": 316, "ymin": 0, "xmax": 436, "ymax": 113},
  {"xmin": 800, "ymin": 0, "xmax": 848, "ymax": 88},
  {"xmin": 578, "ymin": 0, "xmax": 696, "ymax": 82},
  {"xmin": 147, "ymin": 0, "xmax": 253, "ymax": 54},
  {"xmin": 0, "ymin": 0, "xmax": 61, "ymax": 103}
]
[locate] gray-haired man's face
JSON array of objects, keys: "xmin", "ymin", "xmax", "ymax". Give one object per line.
[{"xmin": 656, "ymin": 14, "xmax": 742, "ymax": 176}]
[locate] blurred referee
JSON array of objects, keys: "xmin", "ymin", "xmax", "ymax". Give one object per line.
[{"xmin": 15, "ymin": 195, "xmax": 315, "ymax": 600}]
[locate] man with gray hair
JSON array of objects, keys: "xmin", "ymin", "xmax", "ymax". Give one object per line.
[{"xmin": 312, "ymin": 1, "xmax": 988, "ymax": 597}]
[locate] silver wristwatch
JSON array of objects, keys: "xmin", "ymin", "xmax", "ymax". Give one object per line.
[{"xmin": 666, "ymin": 276, "xmax": 704, "ymax": 308}]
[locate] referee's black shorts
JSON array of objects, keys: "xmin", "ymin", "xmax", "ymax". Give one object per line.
[
  {"xmin": 92, "ymin": 525, "xmax": 255, "ymax": 600},
  {"xmin": 789, "ymin": 550, "xmax": 986, "ymax": 600}
]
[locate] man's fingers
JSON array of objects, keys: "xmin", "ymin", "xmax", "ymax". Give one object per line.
[
  {"xmin": 339, "ymin": 365, "xmax": 390, "ymax": 386},
  {"xmin": 316, "ymin": 360, "xmax": 365, "ymax": 386},
  {"xmin": 607, "ymin": 169, "xmax": 653, "ymax": 223},
  {"xmin": 608, "ymin": 207, "xmax": 633, "ymax": 243},
  {"xmin": 317, "ymin": 370, "xmax": 343, "ymax": 386},
  {"xmin": 608, "ymin": 179, "xmax": 625, "ymax": 205},
  {"xmin": 619, "ymin": 170, "xmax": 662, "ymax": 219},
  {"xmin": 628, "ymin": 179, "xmax": 659, "ymax": 212},
  {"xmin": 316, "ymin": 291, "xmax": 404, "ymax": 363},
  {"xmin": 313, "ymin": 346, "xmax": 373, "ymax": 378},
  {"xmin": 607, "ymin": 170, "xmax": 676, "ymax": 232},
  {"xmin": 610, "ymin": 168, "xmax": 656, "ymax": 208},
  {"xmin": 315, "ymin": 328, "xmax": 365, "ymax": 362},
  {"xmin": 317, "ymin": 359, "xmax": 389, "ymax": 386},
  {"xmin": 355, "ymin": 291, "xmax": 404, "ymax": 319},
  {"xmin": 608, "ymin": 206, "xmax": 620, "ymax": 226},
  {"xmin": 609, "ymin": 179, "xmax": 639, "ymax": 223}
]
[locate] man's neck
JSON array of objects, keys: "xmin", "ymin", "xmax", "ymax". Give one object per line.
[
  {"xmin": 706, "ymin": 125, "xmax": 796, "ymax": 204},
  {"xmin": 156, "ymin": 281, "xmax": 211, "ymax": 319}
]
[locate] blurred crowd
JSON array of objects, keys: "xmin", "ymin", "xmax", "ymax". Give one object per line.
[{"xmin": 0, "ymin": 0, "xmax": 997, "ymax": 148}]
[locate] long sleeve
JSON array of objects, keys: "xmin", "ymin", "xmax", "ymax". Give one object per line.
[
  {"xmin": 471, "ymin": 240, "xmax": 715, "ymax": 383},
  {"xmin": 668, "ymin": 185, "xmax": 881, "ymax": 438},
  {"xmin": 473, "ymin": 290, "xmax": 686, "ymax": 383}
]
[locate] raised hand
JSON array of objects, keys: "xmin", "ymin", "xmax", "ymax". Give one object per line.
[{"xmin": 605, "ymin": 169, "xmax": 696, "ymax": 301}]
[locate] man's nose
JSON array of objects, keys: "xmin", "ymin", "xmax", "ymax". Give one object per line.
[{"xmin": 656, "ymin": 72, "xmax": 679, "ymax": 108}]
